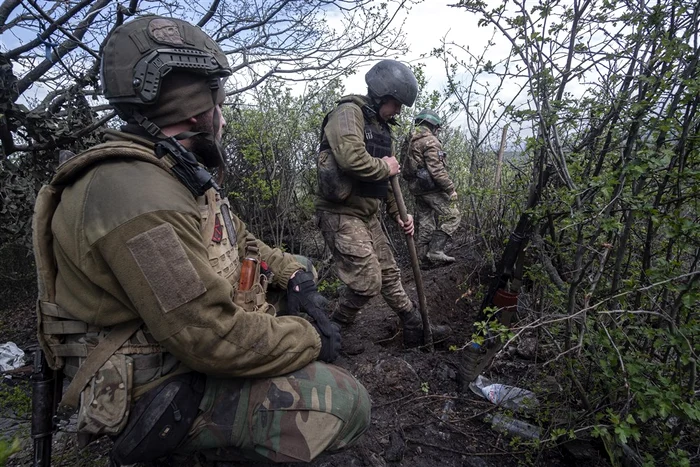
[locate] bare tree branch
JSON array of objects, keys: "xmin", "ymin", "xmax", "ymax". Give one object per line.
[
  {"xmin": 0, "ymin": 0, "xmax": 21, "ymax": 29},
  {"xmin": 4, "ymin": 0, "xmax": 95, "ymax": 59},
  {"xmin": 16, "ymin": 0, "xmax": 111, "ymax": 94},
  {"xmin": 197, "ymin": 0, "xmax": 220, "ymax": 27},
  {"xmin": 3, "ymin": 0, "xmax": 411, "ymax": 157}
]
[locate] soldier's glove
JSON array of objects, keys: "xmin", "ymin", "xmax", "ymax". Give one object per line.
[
  {"xmin": 287, "ymin": 270, "xmax": 341, "ymax": 362},
  {"xmin": 287, "ymin": 271, "xmax": 326, "ymax": 318},
  {"xmin": 312, "ymin": 319, "xmax": 341, "ymax": 363}
]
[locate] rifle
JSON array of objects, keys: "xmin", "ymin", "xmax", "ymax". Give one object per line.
[
  {"xmin": 458, "ymin": 165, "xmax": 553, "ymax": 389},
  {"xmin": 31, "ymin": 349, "xmax": 63, "ymax": 467}
]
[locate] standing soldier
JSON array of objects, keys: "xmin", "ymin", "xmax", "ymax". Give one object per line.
[
  {"xmin": 315, "ymin": 60, "xmax": 449, "ymax": 348},
  {"xmin": 32, "ymin": 16, "xmax": 369, "ymax": 465},
  {"xmin": 404, "ymin": 109, "xmax": 461, "ymax": 264}
]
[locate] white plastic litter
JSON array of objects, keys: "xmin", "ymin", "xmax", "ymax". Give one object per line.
[
  {"xmin": 0, "ymin": 342, "xmax": 25, "ymax": 371},
  {"xmin": 469, "ymin": 375, "xmax": 539, "ymax": 410},
  {"xmin": 486, "ymin": 413, "xmax": 541, "ymax": 440}
]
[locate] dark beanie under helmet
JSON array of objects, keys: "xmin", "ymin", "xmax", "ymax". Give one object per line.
[{"xmin": 139, "ymin": 71, "xmax": 226, "ymax": 128}]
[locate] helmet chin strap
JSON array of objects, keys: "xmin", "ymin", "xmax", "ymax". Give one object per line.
[
  {"xmin": 132, "ymin": 111, "xmax": 165, "ymax": 138},
  {"xmin": 368, "ymin": 91, "xmax": 383, "ymax": 112},
  {"xmin": 131, "ymin": 110, "xmax": 221, "ymax": 197}
]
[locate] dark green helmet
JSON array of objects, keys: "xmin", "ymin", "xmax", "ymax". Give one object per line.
[
  {"xmin": 101, "ymin": 16, "xmax": 231, "ymax": 124},
  {"xmin": 415, "ymin": 109, "xmax": 442, "ymax": 127},
  {"xmin": 365, "ymin": 60, "xmax": 418, "ymax": 107}
]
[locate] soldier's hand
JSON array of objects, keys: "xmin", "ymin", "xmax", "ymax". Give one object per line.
[
  {"xmin": 287, "ymin": 270, "xmax": 324, "ymax": 316},
  {"xmin": 449, "ymin": 191, "xmax": 458, "ymax": 201},
  {"xmin": 312, "ymin": 319, "xmax": 341, "ymax": 363},
  {"xmin": 397, "ymin": 213, "xmax": 415, "ymax": 236},
  {"xmin": 286, "ymin": 272, "xmax": 333, "ymax": 326},
  {"xmin": 383, "ymin": 156, "xmax": 400, "ymax": 176}
]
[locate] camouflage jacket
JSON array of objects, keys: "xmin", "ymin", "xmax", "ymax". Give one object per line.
[
  {"xmin": 315, "ymin": 94, "xmax": 400, "ymax": 222},
  {"xmin": 408, "ymin": 125, "xmax": 455, "ymax": 194}
]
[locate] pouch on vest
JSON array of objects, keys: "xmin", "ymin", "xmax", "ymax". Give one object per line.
[
  {"xmin": 33, "ymin": 184, "xmax": 67, "ymax": 370},
  {"xmin": 111, "ymin": 372, "xmax": 205, "ymax": 465},
  {"xmin": 77, "ymin": 354, "xmax": 134, "ymax": 435},
  {"xmin": 233, "ymin": 253, "xmax": 274, "ymax": 315},
  {"xmin": 234, "ymin": 277, "xmax": 273, "ymax": 314},
  {"xmin": 416, "ymin": 167, "xmax": 437, "ymax": 191},
  {"xmin": 317, "ymin": 148, "xmax": 353, "ymax": 203}
]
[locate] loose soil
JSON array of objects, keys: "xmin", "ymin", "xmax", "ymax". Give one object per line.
[{"xmin": 0, "ymin": 244, "xmax": 609, "ymax": 467}]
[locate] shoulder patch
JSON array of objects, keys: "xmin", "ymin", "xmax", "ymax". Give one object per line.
[{"xmin": 127, "ymin": 223, "xmax": 206, "ymax": 313}]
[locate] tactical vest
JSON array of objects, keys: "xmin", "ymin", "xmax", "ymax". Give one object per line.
[
  {"xmin": 405, "ymin": 127, "xmax": 443, "ymax": 193},
  {"xmin": 32, "ymin": 138, "xmax": 269, "ymax": 436},
  {"xmin": 318, "ymin": 96, "xmax": 392, "ymax": 199},
  {"xmin": 199, "ymin": 189, "xmax": 272, "ymax": 314}
]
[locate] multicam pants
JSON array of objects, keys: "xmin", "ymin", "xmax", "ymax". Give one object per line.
[
  {"xmin": 176, "ymin": 362, "xmax": 371, "ymax": 463},
  {"xmin": 316, "ymin": 211, "xmax": 412, "ymax": 313},
  {"xmin": 415, "ymin": 192, "xmax": 461, "ymax": 249}
]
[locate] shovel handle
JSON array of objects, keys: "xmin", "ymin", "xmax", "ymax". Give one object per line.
[{"xmin": 390, "ymin": 176, "xmax": 433, "ymax": 350}]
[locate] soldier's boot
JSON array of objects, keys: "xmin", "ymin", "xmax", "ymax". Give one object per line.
[
  {"xmin": 331, "ymin": 304, "xmax": 360, "ymax": 326},
  {"xmin": 331, "ymin": 304, "xmax": 365, "ymax": 355},
  {"xmin": 397, "ymin": 305, "xmax": 452, "ymax": 348},
  {"xmin": 426, "ymin": 231, "xmax": 455, "ymax": 264}
]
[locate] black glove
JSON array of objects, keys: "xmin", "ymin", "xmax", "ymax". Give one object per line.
[
  {"xmin": 287, "ymin": 271, "xmax": 325, "ymax": 318},
  {"xmin": 312, "ymin": 320, "xmax": 341, "ymax": 363},
  {"xmin": 287, "ymin": 271, "xmax": 341, "ymax": 362}
]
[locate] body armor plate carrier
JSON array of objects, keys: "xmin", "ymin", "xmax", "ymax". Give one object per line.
[{"xmin": 318, "ymin": 96, "xmax": 392, "ymax": 199}]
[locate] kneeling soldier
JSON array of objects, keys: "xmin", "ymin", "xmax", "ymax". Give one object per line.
[{"xmin": 33, "ymin": 16, "xmax": 369, "ymax": 465}]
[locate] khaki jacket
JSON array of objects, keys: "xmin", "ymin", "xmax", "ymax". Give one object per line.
[
  {"xmin": 315, "ymin": 95, "xmax": 399, "ymax": 221},
  {"xmin": 48, "ymin": 131, "xmax": 320, "ymax": 378},
  {"xmin": 408, "ymin": 125, "xmax": 455, "ymax": 194}
]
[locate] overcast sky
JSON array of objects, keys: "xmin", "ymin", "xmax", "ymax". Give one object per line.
[
  {"xmin": 1, "ymin": 0, "xmax": 518, "ymax": 140},
  {"xmin": 341, "ymin": 1, "xmax": 505, "ymax": 102},
  {"xmin": 333, "ymin": 0, "xmax": 521, "ymax": 139}
]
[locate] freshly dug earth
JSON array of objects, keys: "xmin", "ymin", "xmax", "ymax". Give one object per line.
[{"xmin": 0, "ymin": 246, "xmax": 608, "ymax": 467}]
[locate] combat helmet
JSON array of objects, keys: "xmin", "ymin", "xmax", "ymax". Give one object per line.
[
  {"xmin": 101, "ymin": 16, "xmax": 232, "ymax": 132},
  {"xmin": 415, "ymin": 109, "xmax": 442, "ymax": 128},
  {"xmin": 365, "ymin": 60, "xmax": 418, "ymax": 107}
]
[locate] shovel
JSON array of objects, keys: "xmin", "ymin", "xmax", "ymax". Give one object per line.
[{"xmin": 390, "ymin": 176, "xmax": 433, "ymax": 350}]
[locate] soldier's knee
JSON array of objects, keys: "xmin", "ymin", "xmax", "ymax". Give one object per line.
[
  {"xmin": 364, "ymin": 275, "xmax": 382, "ymax": 296},
  {"xmin": 321, "ymin": 364, "xmax": 371, "ymax": 450},
  {"xmin": 339, "ymin": 285, "xmax": 373, "ymax": 309},
  {"xmin": 341, "ymin": 269, "xmax": 381, "ymax": 297},
  {"xmin": 381, "ymin": 264, "xmax": 402, "ymax": 286}
]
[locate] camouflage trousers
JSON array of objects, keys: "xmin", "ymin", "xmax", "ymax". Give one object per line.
[
  {"xmin": 176, "ymin": 362, "xmax": 371, "ymax": 463},
  {"xmin": 316, "ymin": 211, "xmax": 412, "ymax": 313},
  {"xmin": 415, "ymin": 192, "xmax": 462, "ymax": 249}
]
